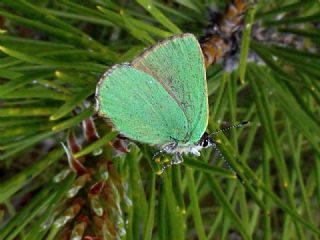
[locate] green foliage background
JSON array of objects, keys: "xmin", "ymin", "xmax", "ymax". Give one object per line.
[{"xmin": 0, "ymin": 0, "xmax": 319, "ymax": 239}]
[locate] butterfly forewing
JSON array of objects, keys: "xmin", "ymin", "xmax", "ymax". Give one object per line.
[{"xmin": 132, "ymin": 34, "xmax": 208, "ymax": 144}]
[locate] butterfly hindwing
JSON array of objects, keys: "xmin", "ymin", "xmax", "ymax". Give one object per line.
[
  {"xmin": 96, "ymin": 64, "xmax": 189, "ymax": 145},
  {"xmin": 132, "ymin": 33, "xmax": 208, "ymax": 144}
]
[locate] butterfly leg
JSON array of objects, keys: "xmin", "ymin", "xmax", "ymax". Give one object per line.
[
  {"xmin": 158, "ymin": 152, "xmax": 183, "ymax": 174},
  {"xmin": 172, "ymin": 152, "xmax": 183, "ymax": 164},
  {"xmin": 153, "ymin": 141, "xmax": 180, "ymax": 174},
  {"xmin": 152, "ymin": 141, "xmax": 178, "ymax": 160}
]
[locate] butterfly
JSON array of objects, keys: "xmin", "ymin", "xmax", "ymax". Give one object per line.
[{"xmin": 95, "ymin": 33, "xmax": 244, "ymax": 166}]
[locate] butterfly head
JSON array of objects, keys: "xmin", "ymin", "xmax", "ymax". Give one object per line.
[{"xmin": 198, "ymin": 132, "xmax": 215, "ymax": 149}]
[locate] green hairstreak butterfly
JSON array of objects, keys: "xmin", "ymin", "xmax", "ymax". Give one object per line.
[{"xmin": 96, "ymin": 33, "xmax": 235, "ymax": 164}]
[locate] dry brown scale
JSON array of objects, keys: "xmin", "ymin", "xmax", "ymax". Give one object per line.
[
  {"xmin": 54, "ymin": 116, "xmax": 127, "ymax": 240},
  {"xmin": 199, "ymin": 0, "xmax": 311, "ymax": 71},
  {"xmin": 199, "ymin": 0, "xmax": 248, "ymax": 69}
]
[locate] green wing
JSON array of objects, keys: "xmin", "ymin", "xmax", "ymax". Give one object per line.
[
  {"xmin": 96, "ymin": 64, "xmax": 189, "ymax": 145},
  {"xmin": 132, "ymin": 33, "xmax": 208, "ymax": 144}
]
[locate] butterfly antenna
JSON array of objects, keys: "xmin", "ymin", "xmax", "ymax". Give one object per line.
[
  {"xmin": 212, "ymin": 143, "xmax": 234, "ymax": 173},
  {"xmin": 209, "ymin": 121, "xmax": 249, "ymax": 137},
  {"xmin": 212, "ymin": 143, "xmax": 243, "ymax": 181}
]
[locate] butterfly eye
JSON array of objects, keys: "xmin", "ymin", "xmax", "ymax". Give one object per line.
[{"xmin": 203, "ymin": 139, "xmax": 209, "ymax": 147}]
